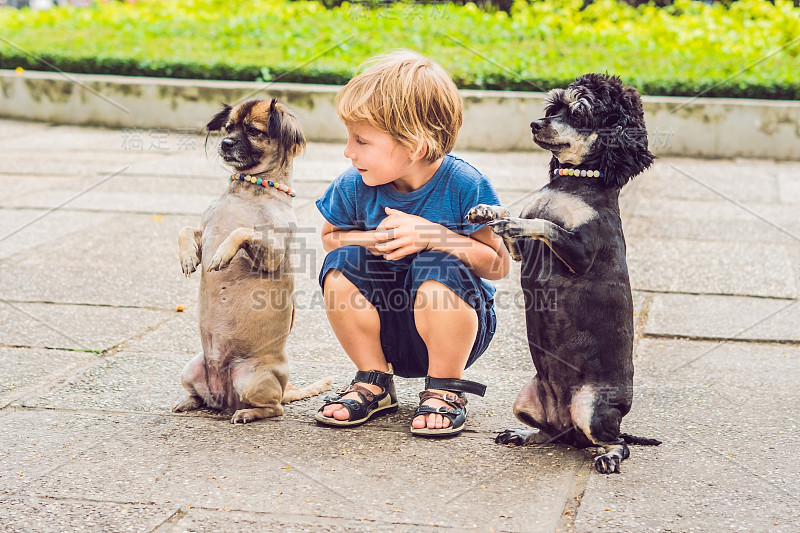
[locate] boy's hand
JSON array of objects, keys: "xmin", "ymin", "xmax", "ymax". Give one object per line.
[{"xmin": 374, "ymin": 207, "xmax": 443, "ymax": 261}]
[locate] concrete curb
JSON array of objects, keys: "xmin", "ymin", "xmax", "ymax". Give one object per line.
[{"xmin": 2, "ymin": 69, "xmax": 800, "ymax": 159}]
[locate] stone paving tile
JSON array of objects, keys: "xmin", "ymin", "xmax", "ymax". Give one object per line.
[
  {"xmin": 0, "ymin": 411, "xmax": 99, "ymax": 495},
  {"xmin": 121, "ymin": 312, "xmax": 201, "ymax": 356},
  {"xmin": 0, "ymin": 209, "xmax": 116, "ymax": 261},
  {"xmin": 5, "ymin": 410, "xmax": 577, "ymax": 532},
  {"xmin": 7, "ymin": 212, "xmax": 195, "ymax": 268},
  {"xmin": 0, "ymin": 175, "xmax": 84, "ymax": 201},
  {"xmin": 0, "ymin": 119, "xmax": 51, "ymax": 143},
  {"xmin": 777, "ymin": 172, "xmax": 800, "ymax": 203},
  {"xmin": 633, "ymin": 158, "xmax": 782, "ymax": 204},
  {"xmin": 0, "ymin": 122, "xmax": 186, "ymax": 152},
  {"xmin": 574, "ymin": 338, "xmax": 800, "ymax": 533},
  {"xmin": 0, "ymin": 213, "xmax": 200, "ymax": 308},
  {"xmin": 0, "ymin": 347, "xmax": 97, "ymax": 409},
  {"xmin": 0, "ymin": 150, "xmax": 166, "ymax": 177},
  {"xmin": 0, "ymin": 302, "xmax": 173, "ymax": 352},
  {"xmin": 627, "ymin": 238, "xmax": 798, "ymax": 299},
  {"xmin": 1, "ymin": 190, "xmax": 217, "ymax": 217},
  {"xmin": 644, "ymin": 293, "xmax": 800, "ymax": 342},
  {"xmin": 0, "ymin": 497, "xmax": 175, "ymax": 533},
  {"xmin": 159, "ymin": 507, "xmax": 471, "ymax": 533},
  {"xmin": 623, "ymin": 214, "xmax": 800, "ymax": 246},
  {"xmin": 0, "ymin": 264, "xmax": 196, "ymax": 310},
  {"xmin": 23, "ymin": 351, "xmax": 189, "ymax": 414},
  {"xmin": 625, "ymin": 195, "xmax": 800, "ymax": 227}
]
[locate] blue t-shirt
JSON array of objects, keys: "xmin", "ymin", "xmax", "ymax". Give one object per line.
[{"xmin": 316, "ymin": 153, "xmax": 501, "ymax": 298}]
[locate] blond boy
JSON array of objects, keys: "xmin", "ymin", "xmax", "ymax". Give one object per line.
[{"xmin": 314, "ymin": 50, "xmax": 510, "ymax": 436}]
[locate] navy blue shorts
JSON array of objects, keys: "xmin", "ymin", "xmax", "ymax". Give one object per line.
[{"xmin": 319, "ymin": 245, "xmax": 496, "ymax": 378}]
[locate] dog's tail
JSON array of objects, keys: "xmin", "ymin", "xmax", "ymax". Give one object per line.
[
  {"xmin": 620, "ymin": 433, "xmax": 662, "ymax": 446},
  {"xmin": 282, "ymin": 377, "xmax": 334, "ymax": 404}
]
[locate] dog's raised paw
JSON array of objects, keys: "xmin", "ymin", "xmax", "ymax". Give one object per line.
[
  {"xmin": 181, "ymin": 257, "xmax": 199, "ymax": 277},
  {"xmin": 466, "ymin": 204, "xmax": 506, "ymax": 225},
  {"xmin": 487, "ymin": 218, "xmax": 523, "ymax": 237},
  {"xmin": 206, "ymin": 250, "xmax": 232, "ymax": 272}
]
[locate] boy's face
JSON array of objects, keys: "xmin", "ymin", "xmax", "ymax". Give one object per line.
[{"xmin": 343, "ymin": 122, "xmax": 416, "ymax": 188}]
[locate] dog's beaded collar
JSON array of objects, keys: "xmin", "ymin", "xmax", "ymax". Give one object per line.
[
  {"xmin": 230, "ymin": 173, "xmax": 296, "ymax": 198},
  {"xmin": 553, "ymin": 168, "xmax": 604, "ymax": 178}
]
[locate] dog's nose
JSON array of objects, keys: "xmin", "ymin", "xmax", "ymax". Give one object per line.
[
  {"xmin": 220, "ymin": 138, "xmax": 235, "ymax": 151},
  {"xmin": 531, "ymin": 120, "xmax": 545, "ymax": 133}
]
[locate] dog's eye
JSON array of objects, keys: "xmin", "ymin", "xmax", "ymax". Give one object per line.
[
  {"xmin": 247, "ymin": 126, "xmax": 264, "ymax": 137},
  {"xmin": 544, "ymin": 105, "xmax": 566, "ymax": 118}
]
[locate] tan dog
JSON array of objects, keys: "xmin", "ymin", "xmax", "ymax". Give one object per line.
[{"xmin": 173, "ymin": 99, "xmax": 331, "ymax": 423}]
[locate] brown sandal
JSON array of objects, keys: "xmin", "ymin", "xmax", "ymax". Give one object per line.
[
  {"xmin": 315, "ymin": 370, "xmax": 398, "ymax": 427},
  {"xmin": 410, "ymin": 377, "xmax": 486, "ymax": 437}
]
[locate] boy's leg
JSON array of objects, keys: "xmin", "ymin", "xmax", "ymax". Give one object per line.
[
  {"xmin": 320, "ymin": 268, "xmax": 390, "ymax": 421},
  {"xmin": 412, "ymin": 279, "xmax": 479, "ymax": 430}
]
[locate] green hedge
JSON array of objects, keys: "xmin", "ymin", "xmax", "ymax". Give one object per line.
[{"xmin": 1, "ymin": 0, "xmax": 798, "ymax": 99}]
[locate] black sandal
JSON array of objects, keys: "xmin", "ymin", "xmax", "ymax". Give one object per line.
[
  {"xmin": 315, "ymin": 369, "xmax": 398, "ymax": 427},
  {"xmin": 410, "ymin": 377, "xmax": 487, "ymax": 437}
]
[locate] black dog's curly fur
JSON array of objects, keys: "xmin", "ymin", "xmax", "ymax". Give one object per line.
[
  {"xmin": 544, "ymin": 73, "xmax": 655, "ymax": 188},
  {"xmin": 471, "ymin": 73, "xmax": 659, "ymax": 474}
]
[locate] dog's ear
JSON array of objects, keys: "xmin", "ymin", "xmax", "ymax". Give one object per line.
[
  {"xmin": 206, "ymin": 103, "xmax": 232, "ymax": 132},
  {"xmin": 267, "ymin": 99, "xmax": 306, "ymax": 165},
  {"xmin": 204, "ymin": 103, "xmax": 232, "ymax": 157},
  {"xmin": 549, "ymin": 155, "xmax": 560, "ymax": 177},
  {"xmin": 597, "ymin": 86, "xmax": 655, "ymax": 188}
]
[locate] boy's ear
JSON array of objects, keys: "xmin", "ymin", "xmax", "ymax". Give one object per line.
[{"xmin": 409, "ymin": 139, "xmax": 428, "ymax": 162}]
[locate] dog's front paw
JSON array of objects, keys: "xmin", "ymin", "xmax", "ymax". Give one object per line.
[
  {"xmin": 594, "ymin": 453, "xmax": 622, "ymax": 474},
  {"xmin": 181, "ymin": 255, "xmax": 200, "ymax": 277},
  {"xmin": 496, "ymin": 428, "xmax": 533, "ymax": 446},
  {"xmin": 231, "ymin": 409, "xmax": 258, "ymax": 424},
  {"xmin": 487, "ymin": 217, "xmax": 524, "ymax": 238},
  {"xmin": 466, "ymin": 204, "xmax": 507, "ymax": 225},
  {"xmin": 173, "ymin": 395, "xmax": 203, "ymax": 413},
  {"xmin": 207, "ymin": 248, "xmax": 233, "ymax": 272}
]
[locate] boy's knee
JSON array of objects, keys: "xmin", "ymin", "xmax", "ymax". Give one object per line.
[
  {"xmin": 322, "ymin": 268, "xmax": 357, "ymax": 294},
  {"xmin": 320, "ymin": 245, "xmax": 369, "ymax": 290},
  {"xmin": 413, "ymin": 280, "xmax": 471, "ymax": 313},
  {"xmin": 323, "ymin": 245, "xmax": 368, "ymax": 272}
]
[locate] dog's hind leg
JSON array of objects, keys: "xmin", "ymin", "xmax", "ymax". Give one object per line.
[
  {"xmin": 571, "ymin": 385, "xmax": 630, "ymax": 474},
  {"xmin": 496, "ymin": 376, "xmax": 555, "ymax": 445},
  {"xmin": 173, "ymin": 352, "xmax": 209, "ymax": 412},
  {"xmin": 178, "ymin": 226, "xmax": 202, "ymax": 277},
  {"xmin": 229, "ymin": 361, "xmax": 287, "ymax": 423},
  {"xmin": 207, "ymin": 227, "xmax": 290, "ymax": 273}
]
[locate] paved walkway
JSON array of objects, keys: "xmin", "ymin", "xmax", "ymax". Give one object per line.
[{"xmin": 0, "ymin": 118, "xmax": 798, "ymax": 532}]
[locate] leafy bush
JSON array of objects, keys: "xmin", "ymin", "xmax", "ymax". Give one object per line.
[{"xmin": 1, "ymin": 0, "xmax": 798, "ymax": 99}]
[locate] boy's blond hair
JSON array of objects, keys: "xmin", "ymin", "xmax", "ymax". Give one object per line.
[{"xmin": 337, "ymin": 50, "xmax": 462, "ymax": 164}]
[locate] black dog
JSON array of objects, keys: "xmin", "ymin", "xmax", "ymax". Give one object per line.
[{"xmin": 467, "ymin": 74, "xmax": 660, "ymax": 473}]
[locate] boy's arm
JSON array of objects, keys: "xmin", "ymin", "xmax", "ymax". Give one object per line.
[
  {"xmin": 375, "ymin": 208, "xmax": 510, "ymax": 280},
  {"xmin": 425, "ymin": 225, "xmax": 510, "ymax": 281},
  {"xmin": 320, "ymin": 220, "xmax": 385, "ymax": 255}
]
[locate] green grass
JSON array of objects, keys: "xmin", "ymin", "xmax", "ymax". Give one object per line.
[{"xmin": 1, "ymin": 0, "xmax": 799, "ymax": 98}]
